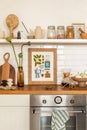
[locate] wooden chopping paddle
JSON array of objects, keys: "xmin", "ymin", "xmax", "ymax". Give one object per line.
[
  {"xmin": 0, "ymin": 53, "xmax": 15, "ymax": 85},
  {"xmin": 6, "ymin": 14, "xmax": 19, "ymax": 38}
]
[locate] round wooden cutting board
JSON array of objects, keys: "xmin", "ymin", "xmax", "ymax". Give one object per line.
[{"xmin": 6, "ymin": 14, "xmax": 19, "ymax": 38}]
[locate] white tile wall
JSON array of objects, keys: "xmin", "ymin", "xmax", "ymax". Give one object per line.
[
  {"xmin": 0, "ymin": 44, "xmax": 87, "ymax": 84},
  {"xmin": 57, "ymin": 45, "xmax": 87, "ymax": 83}
]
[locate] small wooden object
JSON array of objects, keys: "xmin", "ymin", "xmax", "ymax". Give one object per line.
[
  {"xmin": 6, "ymin": 14, "xmax": 19, "ymax": 38},
  {"xmin": 79, "ymin": 28, "xmax": 87, "ymax": 39},
  {"xmin": 0, "ymin": 53, "xmax": 15, "ymax": 85}
]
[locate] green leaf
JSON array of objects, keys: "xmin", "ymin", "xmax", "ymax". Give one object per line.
[
  {"xmin": 6, "ymin": 37, "xmax": 12, "ymax": 43},
  {"xmin": 18, "ymin": 53, "xmax": 23, "ymax": 58}
]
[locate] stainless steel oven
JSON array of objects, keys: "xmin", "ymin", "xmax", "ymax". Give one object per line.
[{"xmin": 30, "ymin": 95, "xmax": 86, "ymax": 130}]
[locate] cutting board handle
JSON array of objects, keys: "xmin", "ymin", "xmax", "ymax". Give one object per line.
[{"xmin": 3, "ymin": 52, "xmax": 10, "ymax": 62}]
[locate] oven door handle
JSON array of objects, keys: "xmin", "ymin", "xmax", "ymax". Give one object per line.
[{"xmin": 32, "ymin": 109, "xmax": 85, "ymax": 114}]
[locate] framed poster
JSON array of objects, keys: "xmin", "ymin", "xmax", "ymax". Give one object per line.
[
  {"xmin": 72, "ymin": 23, "xmax": 85, "ymax": 39},
  {"xmin": 28, "ymin": 48, "xmax": 57, "ymax": 85}
]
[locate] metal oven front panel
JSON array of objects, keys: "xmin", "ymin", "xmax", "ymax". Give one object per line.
[
  {"xmin": 30, "ymin": 95, "xmax": 86, "ymax": 130},
  {"xmin": 30, "ymin": 107, "xmax": 86, "ymax": 130}
]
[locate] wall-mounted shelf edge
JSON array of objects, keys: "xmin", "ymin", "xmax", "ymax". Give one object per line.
[{"xmin": 0, "ymin": 39, "xmax": 87, "ymax": 44}]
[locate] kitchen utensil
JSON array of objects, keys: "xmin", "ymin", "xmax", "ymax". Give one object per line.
[
  {"xmin": 21, "ymin": 21, "xmax": 29, "ymax": 33},
  {"xmin": 6, "ymin": 14, "xmax": 19, "ymax": 38},
  {"xmin": 0, "ymin": 52, "xmax": 15, "ymax": 85}
]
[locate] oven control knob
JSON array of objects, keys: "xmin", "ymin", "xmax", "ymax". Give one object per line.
[
  {"xmin": 54, "ymin": 96, "xmax": 62, "ymax": 104},
  {"xmin": 42, "ymin": 99, "xmax": 47, "ymax": 104},
  {"xmin": 70, "ymin": 99, "xmax": 74, "ymax": 104}
]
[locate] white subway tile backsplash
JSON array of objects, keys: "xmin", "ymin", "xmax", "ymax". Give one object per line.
[
  {"xmin": 58, "ymin": 50, "xmax": 64, "ymax": 54},
  {"xmin": 57, "ymin": 46, "xmax": 64, "ymax": 49},
  {"xmin": 0, "ymin": 44, "xmax": 87, "ymax": 84},
  {"xmin": 58, "ymin": 55, "xmax": 66, "ymax": 60},
  {"xmin": 57, "ymin": 45, "xmax": 87, "ymax": 83},
  {"xmin": 63, "ymin": 50, "xmax": 87, "ymax": 55}
]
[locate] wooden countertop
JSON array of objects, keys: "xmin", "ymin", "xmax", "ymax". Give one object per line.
[{"xmin": 0, "ymin": 85, "xmax": 87, "ymax": 94}]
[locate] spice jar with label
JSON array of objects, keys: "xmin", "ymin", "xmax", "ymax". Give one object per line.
[
  {"xmin": 57, "ymin": 26, "xmax": 65, "ymax": 39},
  {"xmin": 66, "ymin": 26, "xmax": 74, "ymax": 39},
  {"xmin": 47, "ymin": 26, "xmax": 56, "ymax": 39}
]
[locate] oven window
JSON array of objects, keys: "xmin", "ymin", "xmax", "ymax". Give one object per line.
[
  {"xmin": 66, "ymin": 116, "xmax": 76, "ymax": 130},
  {"xmin": 40, "ymin": 116, "xmax": 76, "ymax": 130},
  {"xmin": 40, "ymin": 116, "xmax": 51, "ymax": 130}
]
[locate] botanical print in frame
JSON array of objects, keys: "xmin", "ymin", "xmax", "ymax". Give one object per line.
[
  {"xmin": 72, "ymin": 23, "xmax": 85, "ymax": 39},
  {"xmin": 28, "ymin": 48, "xmax": 57, "ymax": 85}
]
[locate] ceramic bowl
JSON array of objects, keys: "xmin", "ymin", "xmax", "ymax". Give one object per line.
[{"xmin": 72, "ymin": 76, "xmax": 87, "ymax": 87}]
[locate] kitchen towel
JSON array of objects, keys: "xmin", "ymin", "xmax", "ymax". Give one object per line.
[{"xmin": 51, "ymin": 110, "xmax": 69, "ymax": 130}]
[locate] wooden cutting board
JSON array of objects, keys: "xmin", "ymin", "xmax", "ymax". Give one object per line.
[{"xmin": 0, "ymin": 53, "xmax": 15, "ymax": 85}]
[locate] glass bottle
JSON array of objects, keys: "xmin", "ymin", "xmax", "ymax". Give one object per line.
[
  {"xmin": 57, "ymin": 26, "xmax": 65, "ymax": 39},
  {"xmin": 17, "ymin": 66, "xmax": 24, "ymax": 87},
  {"xmin": 17, "ymin": 55, "xmax": 24, "ymax": 87},
  {"xmin": 66, "ymin": 26, "xmax": 74, "ymax": 39},
  {"xmin": 17, "ymin": 31, "xmax": 21, "ymax": 39},
  {"xmin": 47, "ymin": 26, "xmax": 56, "ymax": 39}
]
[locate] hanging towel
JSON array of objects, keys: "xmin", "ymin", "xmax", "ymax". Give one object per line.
[{"xmin": 51, "ymin": 110, "xmax": 69, "ymax": 130}]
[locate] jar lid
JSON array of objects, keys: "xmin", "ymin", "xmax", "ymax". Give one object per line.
[
  {"xmin": 48, "ymin": 26, "xmax": 55, "ymax": 29},
  {"xmin": 67, "ymin": 26, "xmax": 74, "ymax": 28},
  {"xmin": 57, "ymin": 26, "xmax": 65, "ymax": 29}
]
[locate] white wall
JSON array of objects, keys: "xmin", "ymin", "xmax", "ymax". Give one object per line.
[
  {"xmin": 1, "ymin": 0, "xmax": 87, "ymax": 37},
  {"xmin": 0, "ymin": 0, "xmax": 87, "ymax": 84}
]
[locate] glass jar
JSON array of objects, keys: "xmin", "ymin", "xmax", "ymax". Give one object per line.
[
  {"xmin": 47, "ymin": 26, "xmax": 56, "ymax": 39},
  {"xmin": 35, "ymin": 26, "xmax": 42, "ymax": 39},
  {"xmin": 66, "ymin": 26, "xmax": 74, "ymax": 39},
  {"xmin": 61, "ymin": 69, "xmax": 71, "ymax": 87},
  {"xmin": 17, "ymin": 66, "xmax": 24, "ymax": 87},
  {"xmin": 57, "ymin": 26, "xmax": 65, "ymax": 39},
  {"xmin": 17, "ymin": 31, "xmax": 21, "ymax": 39}
]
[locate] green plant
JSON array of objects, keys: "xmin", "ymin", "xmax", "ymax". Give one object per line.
[
  {"xmin": 34, "ymin": 54, "xmax": 41, "ymax": 65},
  {"xmin": 6, "ymin": 37, "xmax": 31, "ymax": 67}
]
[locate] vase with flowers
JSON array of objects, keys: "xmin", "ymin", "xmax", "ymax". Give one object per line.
[
  {"xmin": 6, "ymin": 37, "xmax": 31, "ymax": 87},
  {"xmin": 17, "ymin": 52, "xmax": 24, "ymax": 87}
]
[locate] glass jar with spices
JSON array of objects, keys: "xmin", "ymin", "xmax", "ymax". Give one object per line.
[
  {"xmin": 57, "ymin": 26, "xmax": 65, "ymax": 39},
  {"xmin": 47, "ymin": 26, "xmax": 56, "ymax": 39},
  {"xmin": 66, "ymin": 26, "xmax": 74, "ymax": 39}
]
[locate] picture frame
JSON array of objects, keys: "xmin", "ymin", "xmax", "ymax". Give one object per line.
[
  {"xmin": 72, "ymin": 23, "xmax": 85, "ymax": 39},
  {"xmin": 28, "ymin": 48, "xmax": 57, "ymax": 85}
]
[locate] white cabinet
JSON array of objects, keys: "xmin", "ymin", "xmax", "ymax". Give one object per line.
[{"xmin": 0, "ymin": 95, "xmax": 30, "ymax": 130}]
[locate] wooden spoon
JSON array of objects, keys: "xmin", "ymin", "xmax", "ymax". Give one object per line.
[{"xmin": 6, "ymin": 14, "xmax": 19, "ymax": 38}]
